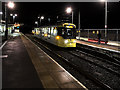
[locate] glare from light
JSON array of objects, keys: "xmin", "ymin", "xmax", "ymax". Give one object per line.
[
  {"xmin": 64, "ymin": 40, "xmax": 68, "ymax": 43},
  {"xmin": 35, "ymin": 21, "xmax": 38, "ymax": 24},
  {"xmin": 100, "ymin": 0, "xmax": 105, "ymax": 2},
  {"xmin": 0, "ymin": 12, "xmax": 3, "ymax": 15},
  {"xmin": 66, "ymin": 7, "xmax": 72, "ymax": 13},
  {"xmin": 73, "ymin": 40, "xmax": 76, "ymax": 43},
  {"xmin": 105, "ymin": 25, "xmax": 107, "ymax": 28},
  {"xmin": 56, "ymin": 36, "xmax": 60, "ymax": 40},
  {"xmin": 8, "ymin": 1, "xmax": 15, "ymax": 8},
  {"xmin": 10, "ymin": 14, "xmax": 13, "ymax": 16},
  {"xmin": 41, "ymin": 16, "xmax": 44, "ymax": 19},
  {"xmin": 0, "ymin": 20, "xmax": 5, "ymax": 23},
  {"xmin": 100, "ymin": 0, "xmax": 107, "ymax": 2},
  {"xmin": 15, "ymin": 14, "xmax": 17, "ymax": 16}
]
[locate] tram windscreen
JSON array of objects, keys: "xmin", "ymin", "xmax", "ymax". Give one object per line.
[{"xmin": 58, "ymin": 27, "xmax": 76, "ymax": 39}]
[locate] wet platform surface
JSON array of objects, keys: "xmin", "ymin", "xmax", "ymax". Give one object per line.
[
  {"xmin": 2, "ymin": 33, "xmax": 87, "ymax": 89},
  {"xmin": 2, "ymin": 36, "xmax": 44, "ymax": 88}
]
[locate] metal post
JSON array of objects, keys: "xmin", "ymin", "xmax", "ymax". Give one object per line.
[
  {"xmin": 5, "ymin": 2, "xmax": 8, "ymax": 40},
  {"xmin": 0, "ymin": 2, "xmax": 2, "ymax": 89},
  {"xmin": 117, "ymin": 30, "xmax": 118, "ymax": 41},
  {"xmin": 37, "ymin": 22, "xmax": 38, "ymax": 27},
  {"xmin": 40, "ymin": 18, "xmax": 41, "ymax": 26},
  {"xmin": 72, "ymin": 11, "xmax": 73, "ymax": 24},
  {"xmin": 105, "ymin": 0, "xmax": 107, "ymax": 44},
  {"xmin": 88, "ymin": 30, "xmax": 89, "ymax": 39},
  {"xmin": 38, "ymin": 14, "xmax": 41, "ymax": 27},
  {"xmin": 78, "ymin": 10, "xmax": 80, "ymax": 39},
  {"xmin": 13, "ymin": 15, "xmax": 15, "ymax": 23}
]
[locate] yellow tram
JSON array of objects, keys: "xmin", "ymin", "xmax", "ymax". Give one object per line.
[{"xmin": 32, "ymin": 23, "xmax": 77, "ymax": 47}]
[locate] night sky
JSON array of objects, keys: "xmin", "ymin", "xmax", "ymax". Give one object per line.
[{"xmin": 2, "ymin": 2, "xmax": 120, "ymax": 32}]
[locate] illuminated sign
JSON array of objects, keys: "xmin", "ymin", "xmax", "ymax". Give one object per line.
[
  {"xmin": 14, "ymin": 24, "xmax": 20, "ymax": 27},
  {"xmin": 66, "ymin": 26, "xmax": 73, "ymax": 28}
]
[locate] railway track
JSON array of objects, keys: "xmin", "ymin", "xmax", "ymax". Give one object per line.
[
  {"xmin": 75, "ymin": 49, "xmax": 120, "ymax": 68},
  {"xmin": 67, "ymin": 51, "xmax": 120, "ymax": 77},
  {"xmin": 68, "ymin": 49, "xmax": 120, "ymax": 73},
  {"xmin": 77, "ymin": 44, "xmax": 120, "ymax": 65},
  {"xmin": 25, "ymin": 34, "xmax": 119, "ymax": 89}
]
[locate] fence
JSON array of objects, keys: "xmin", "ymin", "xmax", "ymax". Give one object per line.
[{"xmin": 76, "ymin": 29, "xmax": 120, "ymax": 41}]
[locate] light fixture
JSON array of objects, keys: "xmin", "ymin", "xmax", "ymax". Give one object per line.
[
  {"xmin": 41, "ymin": 16, "xmax": 44, "ymax": 19},
  {"xmin": 10, "ymin": 14, "xmax": 13, "ymax": 16},
  {"xmin": 66, "ymin": 7, "xmax": 72, "ymax": 13},
  {"xmin": 15, "ymin": 14, "xmax": 17, "ymax": 16},
  {"xmin": 8, "ymin": 1, "xmax": 15, "ymax": 9},
  {"xmin": 0, "ymin": 12, "xmax": 3, "ymax": 15}
]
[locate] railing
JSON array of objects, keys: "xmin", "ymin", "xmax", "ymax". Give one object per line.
[{"xmin": 76, "ymin": 29, "xmax": 120, "ymax": 41}]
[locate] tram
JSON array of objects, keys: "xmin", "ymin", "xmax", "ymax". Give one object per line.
[{"xmin": 33, "ymin": 23, "xmax": 77, "ymax": 47}]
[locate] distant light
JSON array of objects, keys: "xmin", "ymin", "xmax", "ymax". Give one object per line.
[
  {"xmin": 10, "ymin": 14, "xmax": 13, "ymax": 16},
  {"xmin": 0, "ymin": 20, "xmax": 5, "ymax": 23},
  {"xmin": 15, "ymin": 14, "xmax": 17, "ymax": 16},
  {"xmin": 35, "ymin": 21, "xmax": 38, "ymax": 24},
  {"xmin": 14, "ymin": 24, "xmax": 20, "ymax": 27},
  {"xmin": 105, "ymin": 25, "xmax": 107, "ymax": 28},
  {"xmin": 41, "ymin": 16, "xmax": 44, "ymax": 19},
  {"xmin": 38, "ymin": 17, "xmax": 40, "ymax": 19},
  {"xmin": 93, "ymin": 31, "xmax": 95, "ymax": 34},
  {"xmin": 48, "ymin": 18, "xmax": 50, "ymax": 22},
  {"xmin": 0, "ymin": 12, "xmax": 3, "ymax": 15},
  {"xmin": 66, "ymin": 7, "xmax": 72, "ymax": 13},
  {"xmin": 8, "ymin": 1, "xmax": 15, "ymax": 8}
]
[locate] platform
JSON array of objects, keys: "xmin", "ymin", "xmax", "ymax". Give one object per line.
[
  {"xmin": 2, "ymin": 33, "xmax": 87, "ymax": 89},
  {"xmin": 2, "ymin": 35, "xmax": 43, "ymax": 88},
  {"xmin": 77, "ymin": 40, "xmax": 120, "ymax": 53},
  {"xmin": 76, "ymin": 37, "xmax": 120, "ymax": 47}
]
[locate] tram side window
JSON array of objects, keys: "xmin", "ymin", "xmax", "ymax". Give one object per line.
[
  {"xmin": 39, "ymin": 28, "xmax": 42, "ymax": 36},
  {"xmin": 66, "ymin": 29, "xmax": 72, "ymax": 36},
  {"xmin": 57, "ymin": 27, "xmax": 62, "ymax": 36},
  {"xmin": 42, "ymin": 28, "xmax": 44, "ymax": 36},
  {"xmin": 48, "ymin": 27, "xmax": 51, "ymax": 38},
  {"xmin": 51, "ymin": 27, "xmax": 54, "ymax": 36},
  {"xmin": 53, "ymin": 29, "xmax": 57, "ymax": 36},
  {"xmin": 48, "ymin": 27, "xmax": 51, "ymax": 34},
  {"xmin": 45, "ymin": 28, "xmax": 47, "ymax": 34}
]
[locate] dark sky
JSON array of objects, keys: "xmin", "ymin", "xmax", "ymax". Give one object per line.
[{"xmin": 2, "ymin": 2, "xmax": 120, "ymax": 31}]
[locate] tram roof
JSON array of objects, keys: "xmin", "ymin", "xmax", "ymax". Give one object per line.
[{"xmin": 38, "ymin": 23, "xmax": 76, "ymax": 28}]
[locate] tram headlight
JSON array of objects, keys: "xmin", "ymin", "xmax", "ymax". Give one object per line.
[
  {"xmin": 56, "ymin": 36, "xmax": 60, "ymax": 40},
  {"xmin": 64, "ymin": 40, "xmax": 68, "ymax": 44}
]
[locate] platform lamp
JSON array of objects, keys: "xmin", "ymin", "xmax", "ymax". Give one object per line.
[
  {"xmin": 38, "ymin": 16, "xmax": 44, "ymax": 26},
  {"xmin": 0, "ymin": 12, "xmax": 3, "ymax": 15},
  {"xmin": 66, "ymin": 7, "xmax": 73, "ymax": 24},
  {"xmin": 10, "ymin": 14, "xmax": 17, "ymax": 23},
  {"xmin": 35, "ymin": 21, "xmax": 38, "ymax": 27},
  {"xmin": 5, "ymin": 1, "xmax": 15, "ymax": 40}
]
